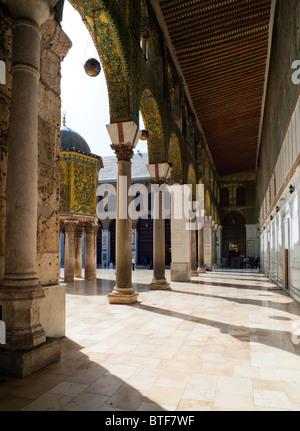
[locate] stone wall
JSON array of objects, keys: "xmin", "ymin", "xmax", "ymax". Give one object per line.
[
  {"xmin": 257, "ymin": 0, "xmax": 300, "ymax": 209},
  {"xmin": 0, "ymin": 4, "xmax": 71, "ymax": 285}
]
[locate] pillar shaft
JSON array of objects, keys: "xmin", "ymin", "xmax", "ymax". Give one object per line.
[
  {"xmin": 74, "ymin": 227, "xmax": 83, "ymax": 278},
  {"xmin": 0, "ymin": 1, "xmax": 59, "ymax": 364},
  {"xmin": 64, "ymin": 221, "xmax": 78, "ymax": 282},
  {"xmin": 197, "ymin": 227, "xmax": 205, "ymax": 273},
  {"xmin": 107, "ymin": 139, "xmax": 139, "ymax": 304},
  {"xmin": 149, "ymin": 189, "xmax": 170, "ymax": 290},
  {"xmin": 85, "ymin": 222, "xmax": 98, "ymax": 280},
  {"xmin": 3, "ymin": 19, "xmax": 42, "ymax": 286}
]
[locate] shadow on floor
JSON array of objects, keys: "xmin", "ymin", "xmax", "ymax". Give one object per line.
[
  {"xmin": 0, "ymin": 337, "xmax": 164, "ymax": 411},
  {"xmin": 137, "ymin": 302, "xmax": 300, "ymax": 357},
  {"xmin": 170, "ymin": 289, "xmax": 300, "ymax": 317}
]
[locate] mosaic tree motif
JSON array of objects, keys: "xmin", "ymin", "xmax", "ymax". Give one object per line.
[
  {"xmin": 168, "ymin": 133, "xmax": 182, "ymax": 184},
  {"xmin": 69, "ymin": 0, "xmax": 132, "ymax": 122},
  {"xmin": 140, "ymin": 89, "xmax": 165, "ymax": 163},
  {"xmin": 187, "ymin": 163, "xmax": 196, "ymax": 201},
  {"xmin": 60, "ymin": 151, "xmax": 99, "ymax": 216}
]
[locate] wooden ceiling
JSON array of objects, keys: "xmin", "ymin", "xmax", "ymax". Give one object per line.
[{"xmin": 159, "ymin": 0, "xmax": 272, "ymax": 176}]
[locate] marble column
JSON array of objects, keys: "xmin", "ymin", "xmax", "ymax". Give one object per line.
[
  {"xmin": 197, "ymin": 227, "xmax": 206, "ymax": 273},
  {"xmin": 85, "ymin": 221, "xmax": 98, "ymax": 280},
  {"xmin": 190, "ymin": 201, "xmax": 198, "ymax": 276},
  {"xmin": 203, "ymin": 216, "xmax": 213, "ymax": 269},
  {"xmin": 212, "ymin": 223, "xmax": 218, "ymax": 268},
  {"xmin": 106, "ymin": 122, "xmax": 141, "ymax": 304},
  {"xmin": 147, "ymin": 163, "xmax": 172, "ymax": 290},
  {"xmin": 64, "ymin": 220, "xmax": 78, "ymax": 283},
  {"xmin": 74, "ymin": 225, "xmax": 84, "ymax": 278},
  {"xmin": 0, "ymin": 0, "xmax": 60, "ymax": 376}
]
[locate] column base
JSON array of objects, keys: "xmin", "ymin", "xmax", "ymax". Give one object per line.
[
  {"xmin": 191, "ymin": 270, "xmax": 199, "ymax": 276},
  {"xmin": 108, "ymin": 287, "xmax": 138, "ymax": 304},
  {"xmin": 171, "ymin": 262, "xmax": 191, "ymax": 282},
  {"xmin": 197, "ymin": 267, "xmax": 206, "ymax": 274},
  {"xmin": 149, "ymin": 279, "xmax": 171, "ymax": 290},
  {"xmin": 0, "ymin": 337, "xmax": 61, "ymax": 378}
]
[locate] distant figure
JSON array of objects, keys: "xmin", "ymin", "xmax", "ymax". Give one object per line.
[
  {"xmin": 132, "ymin": 255, "xmax": 135, "ymax": 271},
  {"xmin": 109, "ymin": 262, "xmax": 114, "ymax": 269},
  {"xmin": 104, "ymin": 261, "xmax": 107, "ymax": 269}
]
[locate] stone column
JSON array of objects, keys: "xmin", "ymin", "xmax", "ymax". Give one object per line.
[
  {"xmin": 0, "ymin": 0, "xmax": 60, "ymax": 377},
  {"xmin": 85, "ymin": 221, "xmax": 98, "ymax": 280},
  {"xmin": 170, "ymin": 185, "xmax": 191, "ymax": 282},
  {"xmin": 197, "ymin": 226, "xmax": 206, "ymax": 273},
  {"xmin": 64, "ymin": 220, "xmax": 78, "ymax": 283},
  {"xmin": 212, "ymin": 223, "xmax": 218, "ymax": 268},
  {"xmin": 203, "ymin": 216, "xmax": 213, "ymax": 269},
  {"xmin": 190, "ymin": 202, "xmax": 198, "ymax": 276},
  {"xmin": 147, "ymin": 163, "xmax": 172, "ymax": 290},
  {"xmin": 106, "ymin": 122, "xmax": 141, "ymax": 304},
  {"xmin": 74, "ymin": 225, "xmax": 84, "ymax": 278}
]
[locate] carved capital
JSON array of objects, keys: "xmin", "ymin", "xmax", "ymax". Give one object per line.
[
  {"xmin": 75, "ymin": 224, "xmax": 84, "ymax": 238},
  {"xmin": 111, "ymin": 143, "xmax": 134, "ymax": 162},
  {"xmin": 64, "ymin": 220, "xmax": 78, "ymax": 233},
  {"xmin": 2, "ymin": 0, "xmax": 57, "ymax": 25},
  {"xmin": 85, "ymin": 221, "xmax": 98, "ymax": 235}
]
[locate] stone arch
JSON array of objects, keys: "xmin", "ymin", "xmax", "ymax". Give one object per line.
[
  {"xmin": 187, "ymin": 163, "xmax": 196, "ymax": 201},
  {"xmin": 140, "ymin": 89, "xmax": 165, "ymax": 163},
  {"xmin": 168, "ymin": 133, "xmax": 183, "ymax": 184},
  {"xmin": 69, "ymin": 0, "xmax": 132, "ymax": 123}
]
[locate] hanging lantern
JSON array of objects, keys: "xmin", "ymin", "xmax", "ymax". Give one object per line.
[{"xmin": 84, "ymin": 58, "xmax": 101, "ymax": 77}]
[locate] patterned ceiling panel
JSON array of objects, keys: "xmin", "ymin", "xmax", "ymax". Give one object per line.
[{"xmin": 159, "ymin": 0, "xmax": 271, "ymax": 175}]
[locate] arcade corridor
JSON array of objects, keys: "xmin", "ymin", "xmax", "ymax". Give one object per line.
[{"xmin": 1, "ymin": 269, "xmax": 300, "ymax": 411}]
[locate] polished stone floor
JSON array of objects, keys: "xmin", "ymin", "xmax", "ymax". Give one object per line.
[{"xmin": 1, "ymin": 269, "xmax": 300, "ymax": 411}]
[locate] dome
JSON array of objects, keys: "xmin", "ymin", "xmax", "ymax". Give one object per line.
[{"xmin": 61, "ymin": 125, "xmax": 91, "ymax": 153}]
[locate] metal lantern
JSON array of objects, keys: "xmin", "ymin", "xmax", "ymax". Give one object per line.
[{"xmin": 84, "ymin": 58, "xmax": 101, "ymax": 77}]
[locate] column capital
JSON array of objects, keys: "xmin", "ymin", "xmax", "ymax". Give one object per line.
[
  {"xmin": 1, "ymin": 0, "xmax": 57, "ymax": 25},
  {"xmin": 64, "ymin": 220, "xmax": 79, "ymax": 233},
  {"xmin": 85, "ymin": 221, "xmax": 98, "ymax": 235},
  {"xmin": 75, "ymin": 224, "xmax": 84, "ymax": 238},
  {"xmin": 147, "ymin": 163, "xmax": 172, "ymax": 184},
  {"xmin": 111, "ymin": 143, "xmax": 134, "ymax": 162}
]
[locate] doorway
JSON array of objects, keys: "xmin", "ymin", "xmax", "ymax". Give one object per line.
[{"xmin": 222, "ymin": 211, "xmax": 246, "ymax": 268}]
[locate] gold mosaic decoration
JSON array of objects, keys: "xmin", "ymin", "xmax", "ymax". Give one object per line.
[{"xmin": 60, "ymin": 150, "xmax": 99, "ymax": 216}]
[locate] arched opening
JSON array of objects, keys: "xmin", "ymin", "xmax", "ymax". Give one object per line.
[
  {"xmin": 137, "ymin": 217, "xmax": 153, "ymax": 267},
  {"xmin": 96, "ymin": 220, "xmax": 102, "ymax": 267},
  {"xmin": 109, "ymin": 219, "xmax": 116, "ymax": 266},
  {"xmin": 222, "ymin": 211, "xmax": 246, "ymax": 268}
]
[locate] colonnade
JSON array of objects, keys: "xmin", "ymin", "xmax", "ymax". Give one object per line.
[{"xmin": 61, "ymin": 220, "xmax": 98, "ymax": 282}]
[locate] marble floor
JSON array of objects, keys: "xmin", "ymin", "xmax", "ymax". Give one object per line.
[{"xmin": 1, "ymin": 269, "xmax": 300, "ymax": 411}]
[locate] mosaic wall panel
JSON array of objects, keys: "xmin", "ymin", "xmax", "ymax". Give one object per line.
[
  {"xmin": 60, "ymin": 151, "xmax": 98, "ymax": 216},
  {"xmin": 169, "ymin": 134, "xmax": 182, "ymax": 184}
]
